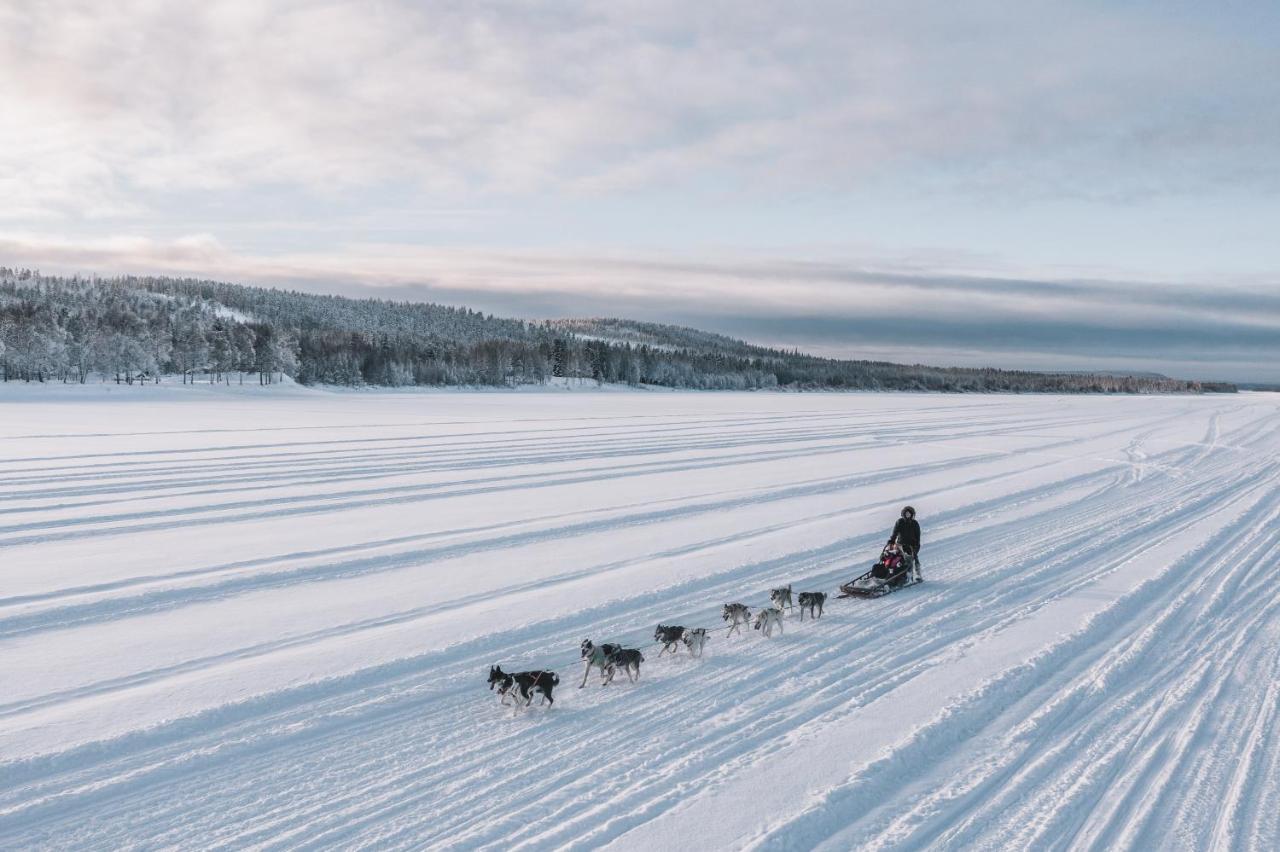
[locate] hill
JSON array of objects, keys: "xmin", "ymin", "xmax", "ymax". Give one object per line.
[{"xmin": 0, "ymin": 269, "xmax": 1236, "ymax": 393}]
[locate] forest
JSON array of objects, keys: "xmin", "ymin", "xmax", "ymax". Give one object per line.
[{"xmin": 0, "ymin": 269, "xmax": 1237, "ymax": 393}]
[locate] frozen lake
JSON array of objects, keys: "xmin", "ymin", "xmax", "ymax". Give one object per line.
[{"xmin": 2, "ymin": 388, "xmax": 1278, "ymax": 849}]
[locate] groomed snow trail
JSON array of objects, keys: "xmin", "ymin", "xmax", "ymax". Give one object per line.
[{"xmin": 1, "ymin": 390, "xmax": 1278, "ymax": 851}]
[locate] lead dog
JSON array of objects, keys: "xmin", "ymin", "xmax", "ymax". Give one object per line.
[
  {"xmin": 722, "ymin": 603, "xmax": 752, "ymax": 636},
  {"xmin": 602, "ymin": 648, "xmax": 645, "ymax": 684},
  {"xmin": 580, "ymin": 639, "xmax": 622, "ymax": 688},
  {"xmin": 655, "ymin": 624, "xmax": 687, "ymax": 656},
  {"xmin": 754, "ymin": 607, "xmax": 784, "ymax": 637},
  {"xmin": 770, "ymin": 584, "xmax": 794, "ymax": 614},
  {"xmin": 682, "ymin": 627, "xmax": 708, "ymax": 657},
  {"xmin": 797, "ymin": 591, "xmax": 827, "ymax": 620},
  {"xmin": 488, "ymin": 665, "xmax": 560, "ymax": 707}
]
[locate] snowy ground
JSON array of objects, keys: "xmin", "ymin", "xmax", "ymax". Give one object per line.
[{"xmin": 1, "ymin": 388, "xmax": 1278, "ymax": 850}]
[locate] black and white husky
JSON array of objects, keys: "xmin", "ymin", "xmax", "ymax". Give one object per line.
[
  {"xmin": 754, "ymin": 607, "xmax": 784, "ymax": 637},
  {"xmin": 722, "ymin": 603, "xmax": 752, "ymax": 636},
  {"xmin": 488, "ymin": 665, "xmax": 559, "ymax": 707},
  {"xmin": 602, "ymin": 648, "xmax": 645, "ymax": 684},
  {"xmin": 654, "ymin": 624, "xmax": 687, "ymax": 656},
  {"xmin": 580, "ymin": 639, "xmax": 622, "ymax": 687},
  {"xmin": 770, "ymin": 584, "xmax": 794, "ymax": 614},
  {"xmin": 797, "ymin": 591, "xmax": 827, "ymax": 620},
  {"xmin": 682, "ymin": 627, "xmax": 708, "ymax": 657}
]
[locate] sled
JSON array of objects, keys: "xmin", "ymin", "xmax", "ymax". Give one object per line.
[
  {"xmin": 837, "ymin": 544, "xmax": 922, "ymax": 598},
  {"xmin": 837, "ymin": 566, "xmax": 922, "ymax": 598}
]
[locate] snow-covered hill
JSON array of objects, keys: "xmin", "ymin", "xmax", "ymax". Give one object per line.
[{"xmin": 1, "ymin": 391, "xmax": 1277, "ymax": 849}]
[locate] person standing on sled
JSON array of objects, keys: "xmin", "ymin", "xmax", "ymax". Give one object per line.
[{"xmin": 888, "ymin": 505, "xmax": 923, "ymax": 583}]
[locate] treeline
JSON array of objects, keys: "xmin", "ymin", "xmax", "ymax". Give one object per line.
[
  {"xmin": 0, "ymin": 272, "xmax": 295, "ymax": 384},
  {"xmin": 0, "ymin": 269, "xmax": 1236, "ymax": 393}
]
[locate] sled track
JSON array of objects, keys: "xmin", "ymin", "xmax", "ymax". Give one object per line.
[{"xmin": 1, "ymin": 392, "xmax": 1277, "ymax": 850}]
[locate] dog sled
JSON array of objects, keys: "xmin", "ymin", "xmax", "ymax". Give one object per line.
[{"xmin": 838, "ymin": 543, "xmax": 922, "ymax": 598}]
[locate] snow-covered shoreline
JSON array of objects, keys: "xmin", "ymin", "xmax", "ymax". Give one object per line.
[{"xmin": 0, "ymin": 373, "xmax": 1242, "ymax": 402}]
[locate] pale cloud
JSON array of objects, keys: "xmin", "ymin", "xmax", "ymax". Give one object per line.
[{"xmin": 3, "ymin": 1, "xmax": 1278, "ymax": 219}]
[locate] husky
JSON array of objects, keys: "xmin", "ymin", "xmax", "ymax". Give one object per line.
[
  {"xmin": 770, "ymin": 584, "xmax": 794, "ymax": 614},
  {"xmin": 654, "ymin": 624, "xmax": 687, "ymax": 656},
  {"xmin": 754, "ymin": 607, "xmax": 784, "ymax": 637},
  {"xmin": 488, "ymin": 665, "xmax": 559, "ymax": 707},
  {"xmin": 682, "ymin": 627, "xmax": 708, "ymax": 657},
  {"xmin": 722, "ymin": 603, "xmax": 752, "ymax": 636},
  {"xmin": 580, "ymin": 639, "xmax": 622, "ymax": 688},
  {"xmin": 797, "ymin": 591, "xmax": 827, "ymax": 621},
  {"xmin": 488, "ymin": 665, "xmax": 516, "ymax": 704},
  {"xmin": 602, "ymin": 648, "xmax": 645, "ymax": 684}
]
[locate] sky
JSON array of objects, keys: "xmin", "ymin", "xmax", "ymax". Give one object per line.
[{"xmin": 2, "ymin": 0, "xmax": 1278, "ymax": 381}]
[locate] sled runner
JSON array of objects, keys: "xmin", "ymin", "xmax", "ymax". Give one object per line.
[{"xmin": 838, "ymin": 543, "xmax": 923, "ymax": 598}]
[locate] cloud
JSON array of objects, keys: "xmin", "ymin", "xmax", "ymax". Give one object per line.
[
  {"xmin": 3, "ymin": 1, "xmax": 1278, "ymax": 219},
  {"xmin": 4, "ymin": 231, "xmax": 1277, "ymax": 381}
]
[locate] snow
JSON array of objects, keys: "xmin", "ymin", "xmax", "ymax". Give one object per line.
[
  {"xmin": 211, "ymin": 303, "xmax": 257, "ymax": 324},
  {"xmin": 1, "ymin": 389, "xmax": 1277, "ymax": 849}
]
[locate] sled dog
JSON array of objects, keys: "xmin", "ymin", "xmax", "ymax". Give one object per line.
[
  {"xmin": 654, "ymin": 624, "xmax": 687, "ymax": 656},
  {"xmin": 754, "ymin": 607, "xmax": 784, "ymax": 637},
  {"xmin": 580, "ymin": 639, "xmax": 622, "ymax": 688},
  {"xmin": 722, "ymin": 603, "xmax": 752, "ymax": 636},
  {"xmin": 682, "ymin": 627, "xmax": 708, "ymax": 657},
  {"xmin": 797, "ymin": 591, "xmax": 827, "ymax": 620},
  {"xmin": 488, "ymin": 665, "xmax": 559, "ymax": 707},
  {"xmin": 770, "ymin": 584, "xmax": 794, "ymax": 613},
  {"xmin": 603, "ymin": 648, "xmax": 645, "ymax": 684}
]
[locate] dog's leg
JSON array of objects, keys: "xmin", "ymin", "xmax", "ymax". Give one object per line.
[{"xmin": 580, "ymin": 661, "xmax": 592, "ymax": 689}]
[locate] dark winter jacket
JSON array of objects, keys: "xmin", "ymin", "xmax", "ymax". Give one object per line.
[{"xmin": 890, "ymin": 517, "xmax": 921, "ymax": 553}]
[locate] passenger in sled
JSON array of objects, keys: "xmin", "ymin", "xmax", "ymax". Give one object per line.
[{"xmin": 873, "ymin": 541, "xmax": 905, "ymax": 580}]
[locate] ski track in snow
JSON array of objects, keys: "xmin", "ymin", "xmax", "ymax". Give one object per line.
[{"xmin": 0, "ymin": 391, "xmax": 1277, "ymax": 850}]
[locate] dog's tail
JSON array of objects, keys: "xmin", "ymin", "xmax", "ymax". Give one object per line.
[{"xmin": 550, "ymin": 673, "xmax": 560, "ymax": 685}]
